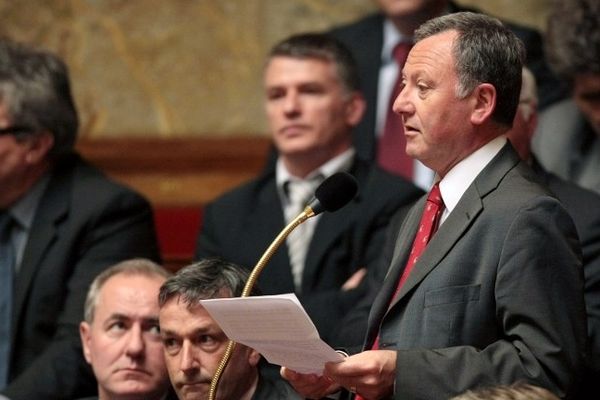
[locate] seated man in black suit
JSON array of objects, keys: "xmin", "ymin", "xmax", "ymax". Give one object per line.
[
  {"xmin": 78, "ymin": 259, "xmax": 175, "ymax": 400},
  {"xmin": 329, "ymin": 0, "xmax": 565, "ymax": 186},
  {"xmin": 158, "ymin": 258, "xmax": 302, "ymax": 400},
  {"xmin": 195, "ymin": 33, "xmax": 423, "ymax": 346},
  {"xmin": 0, "ymin": 39, "xmax": 160, "ymax": 400}
]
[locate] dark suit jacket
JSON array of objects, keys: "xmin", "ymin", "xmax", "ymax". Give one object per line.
[
  {"xmin": 252, "ymin": 374, "xmax": 302, "ymax": 400},
  {"xmin": 341, "ymin": 144, "xmax": 586, "ymax": 399},
  {"xmin": 195, "ymin": 157, "xmax": 423, "ymax": 344},
  {"xmin": 329, "ymin": 3, "xmax": 567, "ymax": 163},
  {"xmin": 532, "ymin": 158, "xmax": 600, "ymax": 396},
  {"xmin": 2, "ymin": 153, "xmax": 161, "ymax": 400}
]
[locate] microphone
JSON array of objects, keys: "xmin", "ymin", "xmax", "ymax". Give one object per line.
[
  {"xmin": 208, "ymin": 171, "xmax": 358, "ymax": 400},
  {"xmin": 306, "ymin": 172, "xmax": 359, "ymax": 216}
]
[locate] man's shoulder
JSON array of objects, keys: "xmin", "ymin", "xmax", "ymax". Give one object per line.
[
  {"xmin": 52, "ymin": 152, "xmax": 150, "ymax": 204},
  {"xmin": 204, "ymin": 173, "xmax": 274, "ymax": 212}
]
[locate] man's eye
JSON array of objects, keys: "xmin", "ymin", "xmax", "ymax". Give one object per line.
[
  {"xmin": 267, "ymin": 90, "xmax": 285, "ymax": 100},
  {"xmin": 162, "ymin": 337, "xmax": 180, "ymax": 352},
  {"xmin": 199, "ymin": 334, "xmax": 216, "ymax": 345},
  {"xmin": 147, "ymin": 324, "xmax": 161, "ymax": 335},
  {"xmin": 108, "ymin": 321, "xmax": 126, "ymax": 332}
]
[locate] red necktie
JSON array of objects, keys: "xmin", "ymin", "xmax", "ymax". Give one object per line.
[
  {"xmin": 355, "ymin": 184, "xmax": 443, "ymax": 400},
  {"xmin": 377, "ymin": 42, "xmax": 413, "ymax": 180}
]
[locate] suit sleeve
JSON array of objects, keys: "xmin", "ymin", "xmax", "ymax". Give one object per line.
[
  {"xmin": 392, "ymin": 199, "xmax": 587, "ymax": 399},
  {"xmin": 2, "ymin": 190, "xmax": 160, "ymax": 400}
]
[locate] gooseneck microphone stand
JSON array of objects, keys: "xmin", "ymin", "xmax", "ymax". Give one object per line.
[
  {"xmin": 207, "ymin": 205, "xmax": 316, "ymax": 400},
  {"xmin": 207, "ymin": 171, "xmax": 357, "ymax": 400}
]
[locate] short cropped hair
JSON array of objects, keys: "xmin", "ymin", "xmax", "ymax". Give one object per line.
[
  {"xmin": 267, "ymin": 32, "xmax": 360, "ymax": 94},
  {"xmin": 415, "ymin": 12, "xmax": 525, "ymax": 127},
  {"xmin": 0, "ymin": 38, "xmax": 79, "ymax": 158},
  {"xmin": 158, "ymin": 258, "xmax": 260, "ymax": 308},
  {"xmin": 545, "ymin": 0, "xmax": 600, "ymax": 88},
  {"xmin": 83, "ymin": 258, "xmax": 170, "ymax": 323}
]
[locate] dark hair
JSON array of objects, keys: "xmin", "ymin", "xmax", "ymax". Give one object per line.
[
  {"xmin": 415, "ymin": 12, "xmax": 525, "ymax": 127},
  {"xmin": 158, "ymin": 258, "xmax": 259, "ymax": 308},
  {"xmin": 267, "ymin": 32, "xmax": 360, "ymax": 93},
  {"xmin": 0, "ymin": 38, "xmax": 79, "ymax": 157},
  {"xmin": 545, "ymin": 0, "xmax": 600, "ymax": 88}
]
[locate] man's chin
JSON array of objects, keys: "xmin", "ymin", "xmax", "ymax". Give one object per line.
[{"xmin": 178, "ymin": 382, "xmax": 209, "ymax": 399}]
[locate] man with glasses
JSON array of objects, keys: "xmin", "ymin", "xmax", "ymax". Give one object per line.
[{"xmin": 0, "ymin": 39, "xmax": 160, "ymax": 400}]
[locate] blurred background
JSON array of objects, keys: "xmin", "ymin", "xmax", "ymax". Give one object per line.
[{"xmin": 0, "ymin": 0, "xmax": 552, "ymax": 139}]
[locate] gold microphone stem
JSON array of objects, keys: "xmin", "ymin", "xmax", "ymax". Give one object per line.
[{"xmin": 207, "ymin": 206, "xmax": 316, "ymax": 400}]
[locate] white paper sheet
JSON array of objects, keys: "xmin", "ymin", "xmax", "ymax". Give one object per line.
[{"xmin": 200, "ymin": 293, "xmax": 344, "ymax": 374}]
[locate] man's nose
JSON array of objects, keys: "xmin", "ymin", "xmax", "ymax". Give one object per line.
[
  {"xmin": 392, "ymin": 86, "xmax": 412, "ymax": 116},
  {"xmin": 125, "ymin": 325, "xmax": 145, "ymax": 357},
  {"xmin": 180, "ymin": 341, "xmax": 198, "ymax": 373},
  {"xmin": 283, "ymin": 91, "xmax": 301, "ymax": 116}
]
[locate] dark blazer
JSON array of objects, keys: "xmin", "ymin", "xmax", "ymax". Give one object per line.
[
  {"xmin": 532, "ymin": 158, "xmax": 600, "ymax": 396},
  {"xmin": 195, "ymin": 157, "xmax": 423, "ymax": 344},
  {"xmin": 252, "ymin": 375, "xmax": 302, "ymax": 400},
  {"xmin": 329, "ymin": 2, "xmax": 567, "ymax": 163},
  {"xmin": 2, "ymin": 153, "xmax": 161, "ymax": 400},
  {"xmin": 344, "ymin": 144, "xmax": 586, "ymax": 399}
]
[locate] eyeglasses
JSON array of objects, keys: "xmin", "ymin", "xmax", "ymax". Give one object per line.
[{"xmin": 0, "ymin": 126, "xmax": 34, "ymax": 136}]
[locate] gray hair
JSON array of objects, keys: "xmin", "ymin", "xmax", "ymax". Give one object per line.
[
  {"xmin": 0, "ymin": 38, "xmax": 79, "ymax": 158},
  {"xmin": 83, "ymin": 258, "xmax": 170, "ymax": 323},
  {"xmin": 415, "ymin": 12, "xmax": 525, "ymax": 127},
  {"xmin": 545, "ymin": 0, "xmax": 600, "ymax": 88},
  {"xmin": 158, "ymin": 258, "xmax": 259, "ymax": 308},
  {"xmin": 450, "ymin": 382, "xmax": 560, "ymax": 400}
]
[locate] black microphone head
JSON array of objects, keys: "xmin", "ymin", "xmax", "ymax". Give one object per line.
[{"xmin": 308, "ymin": 172, "xmax": 358, "ymax": 215}]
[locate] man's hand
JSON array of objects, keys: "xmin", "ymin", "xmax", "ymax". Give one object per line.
[
  {"xmin": 282, "ymin": 350, "xmax": 397, "ymax": 399},
  {"xmin": 281, "ymin": 367, "xmax": 341, "ymax": 399},
  {"xmin": 327, "ymin": 350, "xmax": 397, "ymax": 399}
]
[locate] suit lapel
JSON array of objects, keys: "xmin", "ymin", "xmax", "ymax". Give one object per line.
[
  {"xmin": 383, "ymin": 143, "xmax": 521, "ymax": 311},
  {"xmin": 13, "ymin": 164, "xmax": 70, "ymax": 338},
  {"xmin": 243, "ymin": 179, "xmax": 296, "ymax": 293}
]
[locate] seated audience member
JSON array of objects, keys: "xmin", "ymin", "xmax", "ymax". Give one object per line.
[
  {"xmin": 0, "ymin": 39, "xmax": 160, "ymax": 400},
  {"xmin": 508, "ymin": 66, "xmax": 600, "ymax": 398},
  {"xmin": 195, "ymin": 33, "xmax": 423, "ymax": 345},
  {"xmin": 78, "ymin": 259, "xmax": 175, "ymax": 400},
  {"xmin": 532, "ymin": 0, "xmax": 600, "ymax": 194},
  {"xmin": 282, "ymin": 12, "xmax": 586, "ymax": 400},
  {"xmin": 329, "ymin": 0, "xmax": 565, "ymax": 186},
  {"xmin": 449, "ymin": 382, "xmax": 560, "ymax": 400},
  {"xmin": 158, "ymin": 258, "xmax": 302, "ymax": 400}
]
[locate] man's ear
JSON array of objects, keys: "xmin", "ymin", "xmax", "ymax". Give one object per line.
[
  {"xmin": 470, "ymin": 83, "xmax": 496, "ymax": 125},
  {"xmin": 345, "ymin": 92, "xmax": 366, "ymax": 127},
  {"xmin": 24, "ymin": 131, "xmax": 54, "ymax": 164},
  {"xmin": 79, "ymin": 321, "xmax": 93, "ymax": 364}
]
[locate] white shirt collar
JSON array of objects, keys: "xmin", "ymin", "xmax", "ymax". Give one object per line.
[
  {"xmin": 438, "ymin": 135, "xmax": 507, "ymax": 216},
  {"xmin": 276, "ymin": 148, "xmax": 355, "ymax": 201}
]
